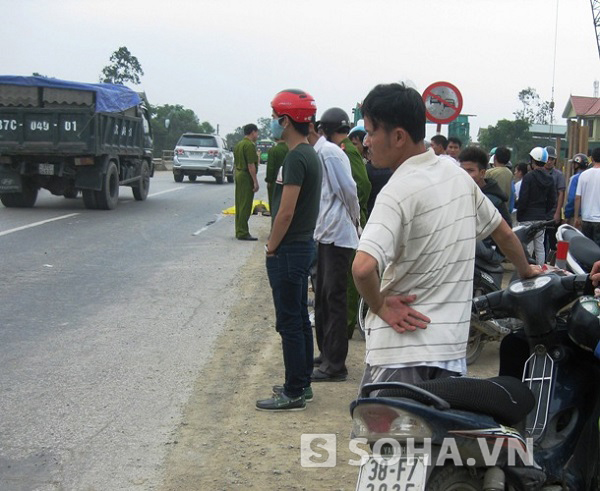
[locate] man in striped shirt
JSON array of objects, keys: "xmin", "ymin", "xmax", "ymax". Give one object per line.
[{"xmin": 352, "ymin": 83, "xmax": 541, "ymax": 386}]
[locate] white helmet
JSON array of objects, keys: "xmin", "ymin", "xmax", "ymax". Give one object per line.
[{"xmin": 529, "ymin": 146, "xmax": 549, "ymax": 164}]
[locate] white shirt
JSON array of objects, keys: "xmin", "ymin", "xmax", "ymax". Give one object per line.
[
  {"xmin": 313, "ymin": 136, "xmax": 360, "ymax": 249},
  {"xmin": 358, "ymin": 149, "xmax": 501, "ymax": 367},
  {"xmin": 576, "ymin": 167, "xmax": 600, "ymax": 222}
]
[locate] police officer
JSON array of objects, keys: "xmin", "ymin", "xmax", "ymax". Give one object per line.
[
  {"xmin": 265, "ymin": 137, "xmax": 288, "ymax": 212},
  {"xmin": 234, "ymin": 124, "xmax": 259, "ymax": 240}
]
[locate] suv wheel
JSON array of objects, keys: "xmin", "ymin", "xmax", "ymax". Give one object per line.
[
  {"xmin": 174, "ymin": 172, "xmax": 184, "ymax": 183},
  {"xmin": 216, "ymin": 165, "xmax": 225, "ymax": 184}
]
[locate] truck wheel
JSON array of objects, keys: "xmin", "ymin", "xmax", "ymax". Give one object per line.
[
  {"xmin": 216, "ymin": 166, "xmax": 225, "ymax": 184},
  {"xmin": 132, "ymin": 161, "xmax": 150, "ymax": 201},
  {"xmin": 82, "ymin": 189, "xmax": 98, "ymax": 209},
  {"xmin": 188, "ymin": 174, "xmax": 197, "ymax": 182},
  {"xmin": 95, "ymin": 161, "xmax": 119, "ymax": 210},
  {"xmin": 174, "ymin": 172, "xmax": 184, "ymax": 183},
  {"xmin": 0, "ymin": 179, "xmax": 38, "ymax": 208}
]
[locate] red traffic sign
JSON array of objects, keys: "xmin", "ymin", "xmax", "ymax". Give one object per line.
[{"xmin": 422, "ymin": 81, "xmax": 463, "ymax": 124}]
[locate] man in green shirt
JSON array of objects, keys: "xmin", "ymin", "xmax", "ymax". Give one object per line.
[
  {"xmin": 234, "ymin": 124, "xmax": 260, "ymax": 240},
  {"xmin": 485, "ymin": 146, "xmax": 513, "ymax": 204},
  {"xmin": 319, "ymin": 107, "xmax": 371, "ymax": 338},
  {"xmin": 265, "ymin": 138, "xmax": 288, "ymax": 211}
]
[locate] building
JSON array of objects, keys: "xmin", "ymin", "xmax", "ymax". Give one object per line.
[{"xmin": 562, "ymin": 95, "xmax": 600, "ymax": 155}]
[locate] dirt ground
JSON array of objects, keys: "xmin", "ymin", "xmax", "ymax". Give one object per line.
[{"xmin": 160, "ymin": 220, "xmax": 500, "ymax": 491}]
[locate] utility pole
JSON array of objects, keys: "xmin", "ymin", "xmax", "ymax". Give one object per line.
[{"xmin": 591, "ymin": 0, "xmax": 600, "ymax": 61}]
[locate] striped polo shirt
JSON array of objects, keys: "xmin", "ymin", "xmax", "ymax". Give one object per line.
[{"xmin": 358, "ymin": 149, "xmax": 501, "ymax": 367}]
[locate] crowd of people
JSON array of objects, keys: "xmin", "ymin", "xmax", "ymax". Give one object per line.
[{"xmin": 231, "ymin": 84, "xmax": 598, "ymax": 412}]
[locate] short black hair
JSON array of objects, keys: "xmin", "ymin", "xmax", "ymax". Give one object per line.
[
  {"xmin": 458, "ymin": 146, "xmax": 487, "ymax": 171},
  {"xmin": 289, "ymin": 119, "xmax": 309, "ymax": 137},
  {"xmin": 592, "ymin": 147, "xmax": 600, "ymax": 163},
  {"xmin": 495, "ymin": 146, "xmax": 511, "ymax": 165},
  {"xmin": 361, "ymin": 83, "xmax": 426, "ymax": 143},
  {"xmin": 243, "ymin": 123, "xmax": 258, "ymax": 135},
  {"xmin": 448, "ymin": 137, "xmax": 462, "ymax": 147},
  {"xmin": 431, "ymin": 135, "xmax": 448, "ymax": 150},
  {"xmin": 515, "ymin": 163, "xmax": 529, "ymax": 176}
]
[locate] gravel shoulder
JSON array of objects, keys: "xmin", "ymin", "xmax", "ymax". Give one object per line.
[{"xmin": 160, "ymin": 217, "xmax": 500, "ymax": 491}]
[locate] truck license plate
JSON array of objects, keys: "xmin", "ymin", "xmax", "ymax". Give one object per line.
[
  {"xmin": 356, "ymin": 456, "xmax": 426, "ymax": 491},
  {"xmin": 38, "ymin": 163, "xmax": 54, "ymax": 175}
]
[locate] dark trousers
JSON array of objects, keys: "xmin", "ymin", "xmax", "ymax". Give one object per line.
[
  {"xmin": 314, "ymin": 242, "xmax": 353, "ymax": 376},
  {"xmin": 582, "ymin": 221, "xmax": 600, "ymax": 248},
  {"xmin": 266, "ymin": 240, "xmax": 315, "ymax": 398}
]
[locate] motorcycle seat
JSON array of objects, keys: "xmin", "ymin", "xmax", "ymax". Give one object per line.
[
  {"xmin": 377, "ymin": 376, "xmax": 535, "ymax": 426},
  {"xmin": 569, "ymin": 235, "xmax": 600, "ymax": 272}
]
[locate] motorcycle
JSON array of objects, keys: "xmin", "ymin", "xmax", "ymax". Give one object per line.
[
  {"xmin": 556, "ymin": 223, "xmax": 600, "ymax": 274},
  {"xmin": 467, "ymin": 220, "xmax": 554, "ymax": 364},
  {"xmin": 351, "ymin": 272, "xmax": 600, "ymax": 490}
]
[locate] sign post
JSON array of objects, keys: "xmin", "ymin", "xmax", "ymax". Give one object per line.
[{"xmin": 422, "ymin": 81, "xmax": 463, "ymax": 134}]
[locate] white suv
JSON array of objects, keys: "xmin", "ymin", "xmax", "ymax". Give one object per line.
[{"xmin": 173, "ymin": 133, "xmax": 234, "ymax": 184}]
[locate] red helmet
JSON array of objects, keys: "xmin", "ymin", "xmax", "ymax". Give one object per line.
[{"xmin": 271, "ymin": 89, "xmax": 316, "ymax": 123}]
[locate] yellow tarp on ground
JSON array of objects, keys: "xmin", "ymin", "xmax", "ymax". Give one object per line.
[{"xmin": 222, "ymin": 200, "xmax": 270, "ymax": 215}]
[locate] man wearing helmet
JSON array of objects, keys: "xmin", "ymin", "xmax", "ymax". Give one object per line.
[
  {"xmin": 352, "ymin": 83, "xmax": 540, "ymax": 386},
  {"xmin": 319, "ymin": 107, "xmax": 372, "ymax": 340},
  {"xmin": 575, "ymin": 147, "xmax": 600, "ymax": 246},
  {"xmin": 516, "ymin": 147, "xmax": 556, "ymax": 265},
  {"xmin": 564, "ymin": 153, "xmax": 589, "ymax": 225},
  {"xmin": 256, "ymin": 89, "xmax": 322, "ymax": 412}
]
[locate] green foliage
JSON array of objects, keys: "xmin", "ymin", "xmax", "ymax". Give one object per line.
[
  {"xmin": 225, "ymin": 127, "xmax": 244, "ymax": 149},
  {"xmin": 101, "ymin": 46, "xmax": 144, "ymax": 85},
  {"xmin": 514, "ymin": 87, "xmax": 554, "ymax": 125},
  {"xmin": 257, "ymin": 117, "xmax": 273, "ymax": 140},
  {"xmin": 150, "ymin": 104, "xmax": 213, "ymax": 155},
  {"xmin": 478, "ymin": 119, "xmax": 534, "ymax": 163}
]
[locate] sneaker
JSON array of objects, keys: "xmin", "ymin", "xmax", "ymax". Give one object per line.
[
  {"xmin": 272, "ymin": 385, "xmax": 313, "ymax": 402},
  {"xmin": 256, "ymin": 392, "xmax": 306, "ymax": 412}
]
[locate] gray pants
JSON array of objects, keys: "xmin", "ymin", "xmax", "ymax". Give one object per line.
[{"xmin": 359, "ymin": 364, "xmax": 460, "ymax": 396}]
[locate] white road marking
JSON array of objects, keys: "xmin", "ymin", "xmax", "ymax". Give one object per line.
[
  {"xmin": 193, "ymin": 214, "xmax": 224, "ymax": 236},
  {"xmin": 0, "ymin": 213, "xmax": 80, "ymax": 237},
  {"xmin": 148, "ymin": 187, "xmax": 186, "ymax": 198}
]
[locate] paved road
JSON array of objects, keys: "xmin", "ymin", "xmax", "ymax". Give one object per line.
[{"xmin": 0, "ymin": 170, "xmax": 271, "ymax": 490}]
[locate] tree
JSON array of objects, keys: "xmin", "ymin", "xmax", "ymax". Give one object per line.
[
  {"xmin": 101, "ymin": 46, "xmax": 144, "ymax": 85},
  {"xmin": 150, "ymin": 104, "xmax": 210, "ymax": 155},
  {"xmin": 478, "ymin": 119, "xmax": 534, "ymax": 163},
  {"xmin": 257, "ymin": 117, "xmax": 273, "ymax": 140},
  {"xmin": 513, "ymin": 87, "xmax": 554, "ymax": 125},
  {"xmin": 225, "ymin": 127, "xmax": 244, "ymax": 149}
]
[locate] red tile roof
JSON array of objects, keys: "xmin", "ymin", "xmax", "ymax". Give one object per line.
[{"xmin": 568, "ymin": 96, "xmax": 600, "ymax": 117}]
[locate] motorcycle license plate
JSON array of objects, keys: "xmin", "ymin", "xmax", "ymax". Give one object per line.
[{"xmin": 356, "ymin": 456, "xmax": 426, "ymax": 491}]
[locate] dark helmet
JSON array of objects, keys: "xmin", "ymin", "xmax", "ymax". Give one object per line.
[
  {"xmin": 545, "ymin": 146, "xmax": 557, "ymax": 159},
  {"xmin": 319, "ymin": 107, "xmax": 351, "ymax": 134},
  {"xmin": 568, "ymin": 296, "xmax": 600, "ymax": 358},
  {"xmin": 571, "ymin": 153, "xmax": 589, "ymax": 170}
]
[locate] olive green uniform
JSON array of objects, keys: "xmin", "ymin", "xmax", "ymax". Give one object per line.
[
  {"xmin": 265, "ymin": 141, "xmax": 288, "ymax": 211},
  {"xmin": 234, "ymin": 137, "xmax": 259, "ymax": 238},
  {"xmin": 341, "ymin": 137, "xmax": 372, "ymax": 337}
]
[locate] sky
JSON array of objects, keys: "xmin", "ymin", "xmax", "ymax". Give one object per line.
[{"xmin": 1, "ymin": 0, "xmax": 598, "ymax": 141}]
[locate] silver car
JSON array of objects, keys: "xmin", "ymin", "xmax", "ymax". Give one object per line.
[{"xmin": 173, "ymin": 133, "xmax": 234, "ymax": 184}]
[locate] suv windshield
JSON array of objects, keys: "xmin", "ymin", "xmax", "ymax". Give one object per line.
[{"xmin": 178, "ymin": 135, "xmax": 217, "ymax": 147}]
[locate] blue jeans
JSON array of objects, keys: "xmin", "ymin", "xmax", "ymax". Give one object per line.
[{"xmin": 266, "ymin": 240, "xmax": 315, "ymax": 398}]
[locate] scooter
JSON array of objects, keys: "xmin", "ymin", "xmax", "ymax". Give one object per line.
[
  {"xmin": 467, "ymin": 220, "xmax": 554, "ymax": 364},
  {"xmin": 556, "ymin": 223, "xmax": 600, "ymax": 274},
  {"xmin": 351, "ymin": 272, "xmax": 600, "ymax": 490}
]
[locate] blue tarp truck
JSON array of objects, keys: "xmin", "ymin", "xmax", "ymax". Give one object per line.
[{"xmin": 0, "ymin": 76, "xmax": 153, "ymax": 209}]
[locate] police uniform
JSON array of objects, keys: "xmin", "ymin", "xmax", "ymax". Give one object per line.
[
  {"xmin": 265, "ymin": 141, "xmax": 288, "ymax": 211},
  {"xmin": 234, "ymin": 137, "xmax": 258, "ymax": 238},
  {"xmin": 341, "ymin": 137, "xmax": 372, "ymax": 337}
]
